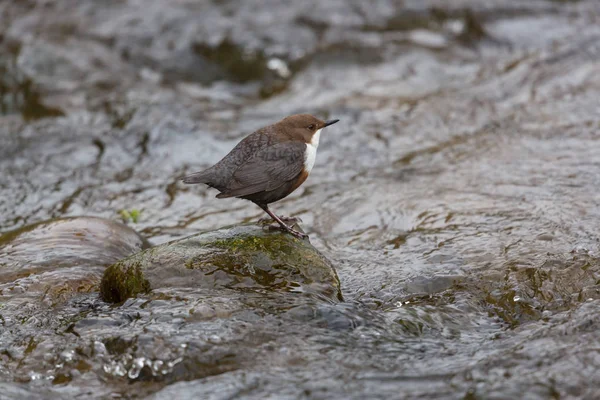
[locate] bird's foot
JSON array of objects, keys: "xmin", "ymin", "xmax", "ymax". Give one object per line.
[
  {"xmin": 265, "ymin": 224, "xmax": 308, "ymax": 239},
  {"xmin": 289, "ymin": 229, "xmax": 309, "ymax": 240},
  {"xmin": 256, "ymin": 206, "xmax": 307, "ymax": 239}
]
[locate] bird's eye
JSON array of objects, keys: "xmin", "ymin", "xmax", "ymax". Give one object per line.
[{"xmin": 307, "ymin": 124, "xmax": 315, "ymax": 130}]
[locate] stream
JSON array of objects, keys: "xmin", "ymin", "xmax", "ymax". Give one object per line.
[{"xmin": 2, "ymin": 1, "xmax": 600, "ymax": 399}]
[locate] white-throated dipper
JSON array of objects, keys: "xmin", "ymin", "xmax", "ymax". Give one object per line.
[{"xmin": 182, "ymin": 114, "xmax": 339, "ymax": 239}]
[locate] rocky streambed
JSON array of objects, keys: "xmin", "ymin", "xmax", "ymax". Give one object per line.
[{"xmin": 2, "ymin": 0, "xmax": 600, "ymax": 399}]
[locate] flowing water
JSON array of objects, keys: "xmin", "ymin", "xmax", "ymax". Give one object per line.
[{"xmin": 2, "ymin": 0, "xmax": 600, "ymax": 398}]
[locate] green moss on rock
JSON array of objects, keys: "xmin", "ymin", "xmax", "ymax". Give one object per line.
[
  {"xmin": 100, "ymin": 258, "xmax": 150, "ymax": 303},
  {"xmin": 100, "ymin": 224, "xmax": 342, "ymax": 303}
]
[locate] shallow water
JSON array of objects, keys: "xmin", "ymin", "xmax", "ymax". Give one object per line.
[{"xmin": 2, "ymin": 0, "xmax": 600, "ymax": 398}]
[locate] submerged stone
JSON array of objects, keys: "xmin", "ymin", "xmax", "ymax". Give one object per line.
[
  {"xmin": 0, "ymin": 216, "xmax": 150, "ymax": 282},
  {"xmin": 0, "ymin": 216, "xmax": 150, "ymax": 305},
  {"xmin": 100, "ymin": 224, "xmax": 343, "ymax": 303}
]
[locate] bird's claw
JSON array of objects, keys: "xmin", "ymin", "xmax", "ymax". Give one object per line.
[
  {"xmin": 264, "ymin": 224, "xmax": 308, "ymax": 239},
  {"xmin": 288, "ymin": 229, "xmax": 308, "ymax": 239}
]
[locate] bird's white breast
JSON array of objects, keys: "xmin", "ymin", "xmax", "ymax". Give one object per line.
[{"xmin": 304, "ymin": 128, "xmax": 321, "ymax": 173}]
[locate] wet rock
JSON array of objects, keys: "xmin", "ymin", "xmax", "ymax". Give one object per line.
[
  {"xmin": 477, "ymin": 251, "xmax": 600, "ymax": 327},
  {"xmin": 0, "ymin": 216, "xmax": 150, "ymax": 281},
  {"xmin": 0, "ymin": 216, "xmax": 150, "ymax": 303},
  {"xmin": 100, "ymin": 223, "xmax": 342, "ymax": 303},
  {"xmin": 536, "ymin": 233, "xmax": 555, "ymax": 241},
  {"xmin": 403, "ymin": 274, "xmax": 464, "ymax": 295}
]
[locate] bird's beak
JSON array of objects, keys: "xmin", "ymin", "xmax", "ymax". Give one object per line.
[{"xmin": 323, "ymin": 119, "xmax": 339, "ymax": 128}]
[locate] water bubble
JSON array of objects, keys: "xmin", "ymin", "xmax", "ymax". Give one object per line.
[
  {"xmin": 113, "ymin": 364, "xmax": 127, "ymax": 377},
  {"xmin": 167, "ymin": 357, "xmax": 183, "ymax": 369},
  {"xmin": 127, "ymin": 357, "xmax": 146, "ymax": 379},
  {"xmin": 208, "ymin": 334, "xmax": 222, "ymax": 344},
  {"xmin": 60, "ymin": 349, "xmax": 75, "ymax": 363},
  {"xmin": 408, "ymin": 30, "xmax": 448, "ymax": 49},
  {"xmin": 444, "ymin": 20, "xmax": 465, "ymax": 35},
  {"xmin": 152, "ymin": 360, "xmax": 164, "ymax": 375},
  {"xmin": 104, "ymin": 361, "xmax": 128, "ymax": 377},
  {"xmin": 93, "ymin": 341, "xmax": 107, "ymax": 355},
  {"xmin": 267, "ymin": 58, "xmax": 291, "ymax": 78},
  {"xmin": 29, "ymin": 372, "xmax": 43, "ymax": 381}
]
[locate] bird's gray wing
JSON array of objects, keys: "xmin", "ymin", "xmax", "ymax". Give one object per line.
[
  {"xmin": 216, "ymin": 141, "xmax": 306, "ymax": 198},
  {"xmin": 182, "ymin": 129, "xmax": 273, "ymax": 187}
]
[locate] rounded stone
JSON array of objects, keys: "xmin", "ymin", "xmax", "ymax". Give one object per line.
[
  {"xmin": 100, "ymin": 224, "xmax": 343, "ymax": 303},
  {"xmin": 0, "ymin": 216, "xmax": 150, "ymax": 303}
]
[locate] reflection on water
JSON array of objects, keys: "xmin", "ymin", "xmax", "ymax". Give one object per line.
[{"xmin": 1, "ymin": 0, "xmax": 600, "ymax": 398}]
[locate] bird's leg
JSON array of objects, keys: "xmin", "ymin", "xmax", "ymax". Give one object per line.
[{"xmin": 257, "ymin": 204, "xmax": 308, "ymax": 239}]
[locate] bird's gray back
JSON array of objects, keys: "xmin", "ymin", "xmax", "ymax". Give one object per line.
[{"xmin": 207, "ymin": 126, "xmax": 278, "ymax": 189}]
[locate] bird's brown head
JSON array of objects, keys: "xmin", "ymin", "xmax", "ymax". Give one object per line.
[{"xmin": 277, "ymin": 114, "xmax": 339, "ymax": 144}]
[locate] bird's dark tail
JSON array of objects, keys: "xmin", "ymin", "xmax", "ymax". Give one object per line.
[{"xmin": 181, "ymin": 170, "xmax": 212, "ymax": 184}]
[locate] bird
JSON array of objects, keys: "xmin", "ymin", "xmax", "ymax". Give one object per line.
[{"xmin": 182, "ymin": 114, "xmax": 339, "ymax": 239}]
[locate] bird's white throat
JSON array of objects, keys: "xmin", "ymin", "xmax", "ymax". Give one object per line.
[{"xmin": 304, "ymin": 128, "xmax": 322, "ymax": 173}]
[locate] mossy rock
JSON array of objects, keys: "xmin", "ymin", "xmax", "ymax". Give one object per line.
[{"xmin": 100, "ymin": 224, "xmax": 343, "ymax": 303}]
